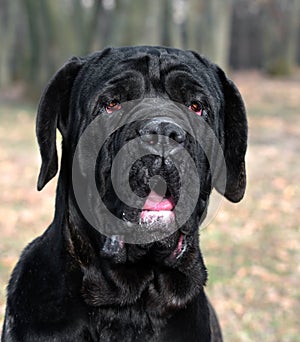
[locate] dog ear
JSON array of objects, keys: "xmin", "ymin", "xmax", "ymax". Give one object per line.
[
  {"xmin": 36, "ymin": 57, "xmax": 85, "ymax": 191},
  {"xmin": 214, "ymin": 66, "xmax": 248, "ymax": 203}
]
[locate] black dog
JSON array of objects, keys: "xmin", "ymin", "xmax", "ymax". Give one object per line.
[{"xmin": 2, "ymin": 46, "xmax": 247, "ymax": 341}]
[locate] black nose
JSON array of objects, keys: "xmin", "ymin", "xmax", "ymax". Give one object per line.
[{"xmin": 139, "ymin": 118, "xmax": 186, "ymax": 145}]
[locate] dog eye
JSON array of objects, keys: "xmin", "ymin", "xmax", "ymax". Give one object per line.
[
  {"xmin": 105, "ymin": 100, "xmax": 122, "ymax": 114},
  {"xmin": 188, "ymin": 101, "xmax": 203, "ymax": 116}
]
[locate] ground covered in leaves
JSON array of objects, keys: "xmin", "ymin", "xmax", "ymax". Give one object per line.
[{"xmin": 0, "ymin": 71, "xmax": 300, "ymax": 341}]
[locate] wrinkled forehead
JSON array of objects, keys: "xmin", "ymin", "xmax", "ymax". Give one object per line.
[
  {"xmin": 97, "ymin": 46, "xmax": 203, "ymax": 73},
  {"xmin": 76, "ymin": 47, "xmax": 215, "ymax": 93},
  {"xmin": 109, "ymin": 46, "xmax": 199, "ymax": 74}
]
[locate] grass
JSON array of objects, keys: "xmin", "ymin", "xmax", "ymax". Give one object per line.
[
  {"xmin": 0, "ymin": 71, "xmax": 300, "ymax": 341},
  {"xmin": 202, "ymin": 71, "xmax": 300, "ymax": 341}
]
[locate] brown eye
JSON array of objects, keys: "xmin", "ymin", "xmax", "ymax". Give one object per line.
[
  {"xmin": 188, "ymin": 101, "xmax": 203, "ymax": 116},
  {"xmin": 105, "ymin": 100, "xmax": 121, "ymax": 114}
]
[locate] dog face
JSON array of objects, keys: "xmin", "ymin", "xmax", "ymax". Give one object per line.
[{"xmin": 36, "ymin": 46, "xmax": 247, "ymax": 257}]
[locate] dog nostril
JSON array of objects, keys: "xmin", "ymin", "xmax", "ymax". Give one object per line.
[
  {"xmin": 140, "ymin": 134, "xmax": 158, "ymax": 145},
  {"xmin": 139, "ymin": 120, "xmax": 186, "ymax": 146},
  {"xmin": 169, "ymin": 131, "xmax": 186, "ymax": 144}
]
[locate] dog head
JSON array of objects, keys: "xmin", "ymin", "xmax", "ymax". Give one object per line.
[{"xmin": 36, "ymin": 46, "xmax": 247, "ymax": 261}]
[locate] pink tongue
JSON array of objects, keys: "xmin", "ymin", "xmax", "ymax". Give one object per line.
[{"xmin": 143, "ymin": 191, "xmax": 174, "ymax": 211}]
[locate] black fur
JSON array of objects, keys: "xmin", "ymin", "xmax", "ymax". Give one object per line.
[{"xmin": 2, "ymin": 46, "xmax": 247, "ymax": 341}]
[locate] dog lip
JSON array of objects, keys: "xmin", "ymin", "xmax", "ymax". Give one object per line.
[
  {"xmin": 171, "ymin": 233, "xmax": 187, "ymax": 260},
  {"xmin": 140, "ymin": 210, "xmax": 175, "ymax": 223}
]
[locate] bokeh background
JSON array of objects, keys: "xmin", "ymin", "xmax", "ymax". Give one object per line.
[{"xmin": 0, "ymin": 0, "xmax": 300, "ymax": 340}]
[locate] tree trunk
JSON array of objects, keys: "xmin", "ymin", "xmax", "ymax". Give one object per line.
[
  {"xmin": 201, "ymin": 0, "xmax": 233, "ymax": 69},
  {"xmin": 103, "ymin": 0, "xmax": 131, "ymax": 46},
  {"xmin": 140, "ymin": 0, "xmax": 163, "ymax": 45},
  {"xmin": 23, "ymin": 0, "xmax": 42, "ymax": 84},
  {"xmin": 161, "ymin": 0, "xmax": 173, "ymax": 46},
  {"xmin": 0, "ymin": 0, "xmax": 18, "ymax": 87},
  {"xmin": 263, "ymin": 0, "xmax": 300, "ymax": 75},
  {"xmin": 186, "ymin": 0, "xmax": 203, "ymax": 52},
  {"xmin": 284, "ymin": 0, "xmax": 300, "ymax": 71}
]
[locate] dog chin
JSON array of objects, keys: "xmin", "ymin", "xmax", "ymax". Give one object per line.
[{"xmin": 139, "ymin": 211, "xmax": 176, "ymax": 235}]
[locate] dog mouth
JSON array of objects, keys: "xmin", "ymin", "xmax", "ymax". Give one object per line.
[
  {"xmin": 100, "ymin": 162, "xmax": 189, "ymax": 262},
  {"xmin": 125, "ymin": 154, "xmax": 181, "ymax": 232},
  {"xmin": 139, "ymin": 192, "xmax": 189, "ymax": 261},
  {"xmin": 140, "ymin": 190, "xmax": 175, "ymax": 227}
]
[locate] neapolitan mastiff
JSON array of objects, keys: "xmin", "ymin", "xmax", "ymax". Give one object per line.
[{"xmin": 2, "ymin": 46, "xmax": 247, "ymax": 341}]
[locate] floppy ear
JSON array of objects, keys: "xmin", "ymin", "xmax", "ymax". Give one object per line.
[
  {"xmin": 214, "ymin": 66, "xmax": 248, "ymax": 203},
  {"xmin": 36, "ymin": 57, "xmax": 84, "ymax": 191}
]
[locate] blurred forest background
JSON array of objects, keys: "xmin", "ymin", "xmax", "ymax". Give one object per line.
[
  {"xmin": 1, "ymin": 0, "xmax": 300, "ymax": 341},
  {"xmin": 0, "ymin": 0, "xmax": 300, "ymax": 96}
]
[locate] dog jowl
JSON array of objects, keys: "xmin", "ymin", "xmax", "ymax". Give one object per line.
[{"xmin": 2, "ymin": 46, "xmax": 247, "ymax": 342}]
